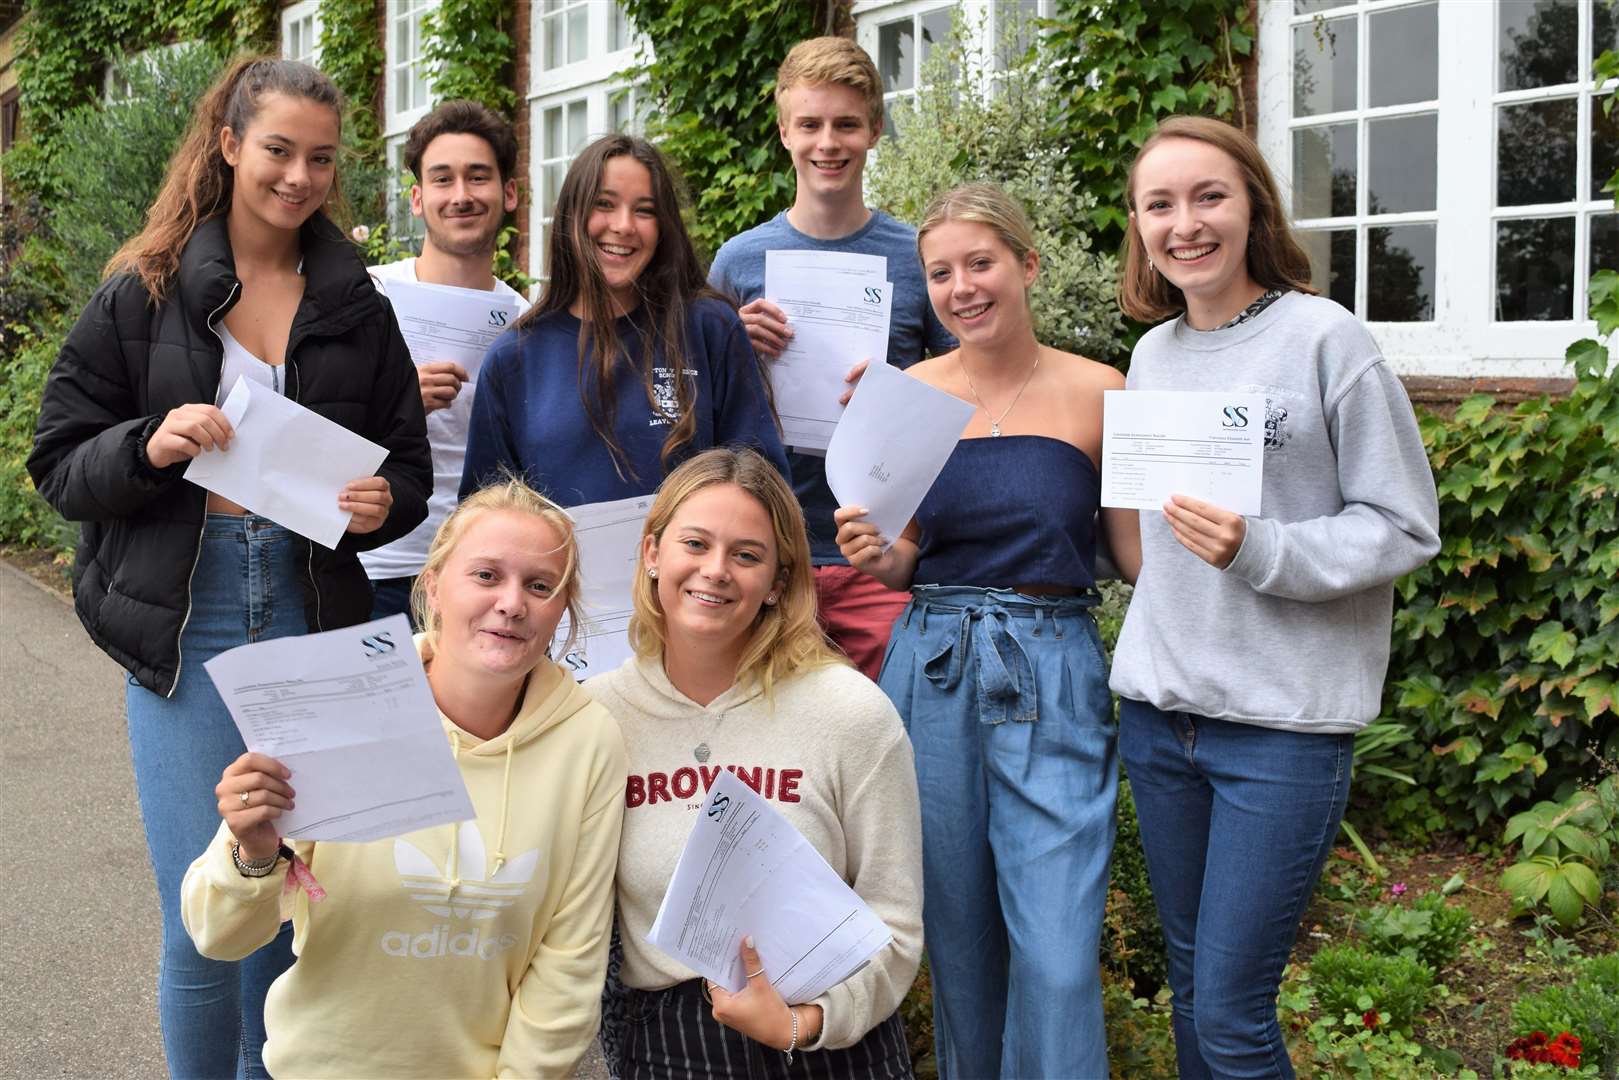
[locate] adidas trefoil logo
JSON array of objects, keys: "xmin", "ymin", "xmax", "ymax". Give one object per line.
[{"xmin": 393, "ymin": 821, "xmax": 541, "ymax": 920}]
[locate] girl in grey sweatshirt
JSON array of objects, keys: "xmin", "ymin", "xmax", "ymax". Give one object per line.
[{"xmin": 1111, "ymin": 117, "xmax": 1439, "ymax": 1080}]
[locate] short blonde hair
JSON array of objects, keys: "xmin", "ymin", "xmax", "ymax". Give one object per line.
[
  {"xmin": 774, "ymin": 37, "xmax": 884, "ymax": 134},
  {"xmin": 917, "ymin": 181, "xmax": 1038, "ymax": 265},
  {"xmin": 628, "ymin": 448, "xmax": 845, "ymax": 695},
  {"xmin": 412, "ymin": 474, "xmax": 585, "ymax": 661}
]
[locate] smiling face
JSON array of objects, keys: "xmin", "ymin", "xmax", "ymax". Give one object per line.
[
  {"xmin": 778, "ymin": 83, "xmax": 879, "ymax": 206},
  {"xmin": 423, "ymin": 509, "xmax": 570, "ymax": 682},
  {"xmin": 920, "ymin": 219, "xmax": 1039, "ymax": 348},
  {"xmin": 1130, "ymin": 136, "xmax": 1263, "ymax": 327},
  {"xmin": 412, "ymin": 132, "xmax": 518, "ymax": 258},
  {"xmin": 643, "ymin": 483, "xmax": 784, "ymax": 669},
  {"xmin": 220, "ymin": 92, "xmax": 338, "ymax": 236},
  {"xmin": 583, "ymin": 154, "xmax": 659, "ymax": 315}
]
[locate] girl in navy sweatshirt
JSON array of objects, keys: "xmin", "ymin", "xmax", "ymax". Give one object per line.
[{"xmin": 460, "ymin": 134, "xmax": 787, "ymax": 506}]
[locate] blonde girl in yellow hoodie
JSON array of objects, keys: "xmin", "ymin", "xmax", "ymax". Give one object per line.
[{"xmin": 181, "ymin": 476, "xmax": 628, "ymax": 1078}]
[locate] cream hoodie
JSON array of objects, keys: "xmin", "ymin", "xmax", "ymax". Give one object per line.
[
  {"xmin": 586, "ymin": 656, "xmax": 923, "ymax": 1051},
  {"xmin": 181, "ymin": 639, "xmax": 627, "ymax": 1079}
]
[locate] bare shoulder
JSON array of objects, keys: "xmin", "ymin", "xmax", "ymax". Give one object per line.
[
  {"xmin": 905, "ymin": 351, "xmax": 958, "ymax": 390},
  {"xmin": 1044, "ymin": 347, "xmax": 1125, "ymax": 393}
]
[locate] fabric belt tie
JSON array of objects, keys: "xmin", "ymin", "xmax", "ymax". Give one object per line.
[{"xmin": 922, "ymin": 604, "xmax": 1037, "ymax": 725}]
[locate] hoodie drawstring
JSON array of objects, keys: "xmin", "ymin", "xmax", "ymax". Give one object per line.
[
  {"xmin": 492, "ymin": 740, "xmax": 513, "ymax": 875},
  {"xmin": 445, "ymin": 731, "xmax": 463, "ymax": 896}
]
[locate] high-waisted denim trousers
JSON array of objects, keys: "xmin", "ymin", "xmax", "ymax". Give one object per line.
[
  {"xmin": 125, "ymin": 514, "xmax": 299, "ymax": 1079},
  {"xmin": 879, "ymin": 586, "xmax": 1116, "ymax": 1079},
  {"xmin": 1119, "ymin": 698, "xmax": 1354, "ymax": 1080}
]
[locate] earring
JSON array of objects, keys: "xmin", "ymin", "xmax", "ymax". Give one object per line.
[
  {"xmin": 764, "ymin": 594, "xmax": 778, "ymax": 606},
  {"xmin": 647, "ymin": 567, "xmax": 658, "ymax": 579},
  {"xmin": 1147, "ymin": 256, "xmax": 1156, "ymax": 273}
]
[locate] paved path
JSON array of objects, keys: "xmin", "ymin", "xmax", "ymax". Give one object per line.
[
  {"xmin": 0, "ymin": 558, "xmax": 609, "ymax": 1079},
  {"xmin": 0, "ymin": 560, "xmax": 166, "ymax": 1078}
]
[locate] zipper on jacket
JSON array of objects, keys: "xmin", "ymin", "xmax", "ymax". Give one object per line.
[
  {"xmin": 289, "ymin": 354, "xmax": 323, "ymax": 632},
  {"xmin": 168, "ymin": 282, "xmax": 242, "ymax": 699}
]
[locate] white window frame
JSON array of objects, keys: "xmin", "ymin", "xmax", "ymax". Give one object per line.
[
  {"xmin": 384, "ymin": 0, "xmax": 440, "ymax": 240},
  {"xmin": 280, "ymin": 0, "xmax": 322, "ymax": 66},
  {"xmin": 526, "ymin": 1, "xmax": 643, "ymax": 281},
  {"xmin": 1258, "ymin": 0, "xmax": 1611, "ymax": 378}
]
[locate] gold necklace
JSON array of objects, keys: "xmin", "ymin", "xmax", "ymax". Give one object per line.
[{"xmin": 961, "ymin": 353, "xmax": 1040, "ymax": 437}]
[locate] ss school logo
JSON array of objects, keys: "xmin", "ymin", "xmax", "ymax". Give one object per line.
[
  {"xmin": 488, "ymin": 309, "xmax": 510, "ymax": 328},
  {"xmin": 1220, "ymin": 405, "xmax": 1251, "ymax": 428}
]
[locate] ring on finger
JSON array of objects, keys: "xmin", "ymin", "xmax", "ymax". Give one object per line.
[{"xmin": 240, "ymin": 790, "xmax": 251, "ymax": 806}]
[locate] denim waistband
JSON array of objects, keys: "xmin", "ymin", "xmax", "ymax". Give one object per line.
[
  {"xmin": 900, "ymin": 585, "xmax": 1099, "ymax": 725},
  {"xmin": 201, "ymin": 511, "xmax": 295, "ymax": 543}
]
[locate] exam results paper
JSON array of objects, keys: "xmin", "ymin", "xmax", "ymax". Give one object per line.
[
  {"xmin": 1101, "ymin": 390, "xmax": 1266, "ymax": 516},
  {"xmin": 648, "ymin": 770, "xmax": 892, "ymax": 1003},
  {"xmin": 553, "ymin": 493, "xmax": 652, "ymax": 681},
  {"xmin": 379, "ymin": 277, "xmax": 523, "ymax": 382},
  {"xmin": 204, "ymin": 614, "xmax": 475, "ymax": 843}
]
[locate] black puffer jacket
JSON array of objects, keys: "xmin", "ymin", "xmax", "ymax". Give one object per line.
[{"xmin": 28, "ymin": 213, "xmax": 431, "ymax": 697}]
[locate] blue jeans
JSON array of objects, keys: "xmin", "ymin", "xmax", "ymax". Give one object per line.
[
  {"xmin": 1118, "ymin": 699, "xmax": 1354, "ymax": 1080},
  {"xmin": 879, "ymin": 586, "xmax": 1116, "ymax": 1079},
  {"xmin": 126, "ymin": 514, "xmax": 299, "ymax": 1079},
  {"xmin": 368, "ymin": 574, "xmax": 419, "ymax": 626}
]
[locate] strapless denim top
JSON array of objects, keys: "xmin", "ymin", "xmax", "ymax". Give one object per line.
[{"xmin": 912, "ymin": 435, "xmax": 1100, "ymax": 590}]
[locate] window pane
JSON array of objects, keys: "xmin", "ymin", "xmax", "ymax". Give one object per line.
[
  {"xmin": 1368, "ymin": 3, "xmax": 1437, "ymax": 106},
  {"xmin": 567, "ymin": 99, "xmax": 588, "ymax": 153},
  {"xmin": 1497, "ymin": 98, "xmax": 1577, "ymax": 206},
  {"xmin": 1598, "ymin": 1, "xmax": 1619, "ymax": 61},
  {"xmin": 611, "ymin": 3, "xmax": 631, "ymax": 52},
  {"xmin": 1293, "ymin": 17, "xmax": 1357, "ymax": 117},
  {"xmin": 1292, "ymin": 122, "xmax": 1356, "ymax": 219},
  {"xmin": 544, "ymin": 16, "xmax": 561, "ymax": 70},
  {"xmin": 920, "ymin": 8, "xmax": 952, "ymax": 59},
  {"xmin": 1300, "ymin": 228, "xmax": 1356, "ymax": 312},
  {"xmin": 1295, "ymin": 0, "xmax": 1351, "ymax": 11},
  {"xmin": 1593, "ymin": 104, "xmax": 1619, "ymax": 201},
  {"xmin": 998, "ymin": 0, "xmax": 1040, "ymax": 67},
  {"xmin": 1496, "ymin": 216, "xmax": 1574, "ymax": 320},
  {"xmin": 878, "ymin": 21, "xmax": 914, "ymax": 93},
  {"xmin": 1369, "ymin": 113, "xmax": 1436, "ymax": 213},
  {"xmin": 1593, "ymin": 215, "xmax": 1617, "ymax": 285},
  {"xmin": 1498, "ymin": 0, "xmax": 1578, "ymax": 92},
  {"xmin": 568, "ymin": 6, "xmax": 588, "ymax": 64},
  {"xmin": 543, "ymin": 163, "xmax": 562, "ymax": 210},
  {"xmin": 544, "ymin": 105, "xmax": 562, "ymax": 158},
  {"xmin": 1368, "ymin": 224, "xmax": 1435, "ymax": 321}
]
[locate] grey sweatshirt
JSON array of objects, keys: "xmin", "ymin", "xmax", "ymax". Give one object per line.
[{"xmin": 1109, "ymin": 292, "xmax": 1440, "ymax": 733}]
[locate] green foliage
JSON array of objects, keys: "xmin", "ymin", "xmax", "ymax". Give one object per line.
[
  {"xmin": 1356, "ymin": 891, "xmax": 1474, "ymax": 972},
  {"xmin": 1279, "ymin": 965, "xmax": 1474, "ymax": 1078},
  {"xmin": 1511, "ymin": 952, "xmax": 1619, "ymax": 1077},
  {"xmin": 0, "ymin": 314, "xmax": 78, "ymax": 549},
  {"xmin": 318, "ymin": 0, "xmax": 387, "ymax": 167},
  {"xmin": 619, "ymin": 0, "xmax": 820, "ymax": 260},
  {"xmin": 1308, "ymin": 945, "xmax": 1435, "ymax": 1033},
  {"xmin": 1102, "ymin": 978, "xmax": 1179, "ymax": 1077},
  {"xmin": 421, "ymin": 0, "xmax": 518, "ymax": 116},
  {"xmin": 1502, "ymin": 776, "xmax": 1618, "ymax": 927},
  {"xmin": 864, "ymin": 7, "xmax": 1127, "ymax": 365},
  {"xmin": 1042, "ymin": 0, "xmax": 1254, "ymax": 244},
  {"xmin": 1106, "ymin": 778, "xmax": 1168, "ymax": 998}
]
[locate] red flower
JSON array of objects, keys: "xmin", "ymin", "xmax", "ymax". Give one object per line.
[
  {"xmin": 1362, "ymin": 1010, "xmax": 1379, "ymax": 1030},
  {"xmin": 1506, "ymin": 1030, "xmax": 1583, "ymax": 1068}
]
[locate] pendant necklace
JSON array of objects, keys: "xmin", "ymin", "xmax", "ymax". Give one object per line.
[{"xmin": 962, "ymin": 353, "xmax": 1041, "ymax": 437}]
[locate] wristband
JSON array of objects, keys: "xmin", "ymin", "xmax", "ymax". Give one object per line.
[{"xmin": 231, "ymin": 839, "xmax": 280, "ymax": 878}]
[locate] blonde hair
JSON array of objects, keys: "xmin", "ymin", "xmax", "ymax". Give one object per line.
[
  {"xmin": 1119, "ymin": 116, "xmax": 1315, "ymax": 323},
  {"xmin": 774, "ymin": 37, "xmax": 884, "ymax": 133},
  {"xmin": 412, "ymin": 474, "xmax": 585, "ymax": 661},
  {"xmin": 628, "ymin": 449, "xmax": 845, "ymax": 695},
  {"xmin": 917, "ymin": 181, "xmax": 1038, "ymax": 264}
]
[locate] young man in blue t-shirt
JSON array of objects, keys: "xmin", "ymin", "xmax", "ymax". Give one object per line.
[{"xmin": 709, "ymin": 36, "xmax": 954, "ymax": 679}]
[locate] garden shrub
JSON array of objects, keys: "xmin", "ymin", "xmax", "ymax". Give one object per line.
[
  {"xmin": 863, "ymin": 8, "xmax": 1127, "ymax": 366},
  {"xmin": 1511, "ymin": 952, "xmax": 1619, "ymax": 1077},
  {"xmin": 1308, "ymin": 944, "xmax": 1434, "ymax": 1033},
  {"xmin": 1355, "ymin": 891, "xmax": 1474, "ymax": 972},
  {"xmin": 1106, "ymin": 778, "xmax": 1168, "ymax": 999}
]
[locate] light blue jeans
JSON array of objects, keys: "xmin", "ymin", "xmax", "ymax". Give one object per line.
[
  {"xmin": 126, "ymin": 514, "xmax": 299, "ymax": 1080},
  {"xmin": 1119, "ymin": 699, "xmax": 1354, "ymax": 1080},
  {"xmin": 879, "ymin": 586, "xmax": 1116, "ymax": 1079}
]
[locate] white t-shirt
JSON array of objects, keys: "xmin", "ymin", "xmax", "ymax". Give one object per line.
[
  {"xmin": 358, "ymin": 258, "xmax": 530, "ymax": 580},
  {"xmin": 214, "ymin": 324, "xmax": 284, "ymax": 404}
]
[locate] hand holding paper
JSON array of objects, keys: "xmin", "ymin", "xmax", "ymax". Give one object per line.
[{"xmin": 1101, "ymin": 390, "xmax": 1266, "ymax": 516}]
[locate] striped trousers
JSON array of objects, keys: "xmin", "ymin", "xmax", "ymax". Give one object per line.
[{"xmin": 620, "ymin": 980, "xmax": 913, "ymax": 1080}]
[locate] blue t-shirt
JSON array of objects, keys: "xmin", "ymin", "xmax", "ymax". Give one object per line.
[
  {"xmin": 709, "ymin": 209, "xmax": 955, "ymax": 564},
  {"xmin": 459, "ymin": 298, "xmax": 790, "ymax": 506}
]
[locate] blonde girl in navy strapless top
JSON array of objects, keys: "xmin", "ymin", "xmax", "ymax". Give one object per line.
[{"xmin": 834, "ymin": 182, "xmax": 1140, "ymax": 1078}]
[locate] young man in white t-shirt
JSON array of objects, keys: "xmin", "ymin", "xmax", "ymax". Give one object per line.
[{"xmin": 364, "ymin": 100, "xmax": 531, "ymax": 621}]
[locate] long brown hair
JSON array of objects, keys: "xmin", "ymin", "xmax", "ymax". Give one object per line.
[
  {"xmin": 629, "ymin": 448, "xmax": 844, "ymax": 697},
  {"xmin": 519, "ymin": 134, "xmax": 763, "ymax": 482},
  {"xmin": 105, "ymin": 56, "xmax": 345, "ymax": 300},
  {"xmin": 1119, "ymin": 116, "xmax": 1314, "ymax": 323}
]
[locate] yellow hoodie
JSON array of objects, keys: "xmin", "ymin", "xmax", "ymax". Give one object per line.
[{"xmin": 181, "ymin": 640, "xmax": 627, "ymax": 1079}]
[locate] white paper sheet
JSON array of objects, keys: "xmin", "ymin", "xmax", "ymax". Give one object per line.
[
  {"xmin": 203, "ymin": 614, "xmax": 476, "ymax": 843},
  {"xmin": 1101, "ymin": 390, "xmax": 1266, "ymax": 516},
  {"xmin": 183, "ymin": 377, "xmax": 389, "ymax": 549},
  {"xmin": 824, "ymin": 360, "xmax": 975, "ymax": 551},
  {"xmin": 380, "ymin": 278, "xmax": 523, "ymax": 381},
  {"xmin": 648, "ymin": 770, "xmax": 893, "ymax": 1003},
  {"xmin": 764, "ymin": 250, "xmax": 891, "ymax": 451},
  {"xmin": 553, "ymin": 493, "xmax": 653, "ymax": 681}
]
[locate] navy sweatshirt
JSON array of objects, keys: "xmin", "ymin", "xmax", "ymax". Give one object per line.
[{"xmin": 459, "ymin": 298, "xmax": 789, "ymax": 506}]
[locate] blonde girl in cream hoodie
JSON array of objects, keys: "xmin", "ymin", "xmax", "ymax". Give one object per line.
[{"xmin": 182, "ymin": 477, "xmax": 627, "ymax": 1079}]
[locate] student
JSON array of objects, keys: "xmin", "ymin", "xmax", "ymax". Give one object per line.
[
  {"xmin": 834, "ymin": 183, "xmax": 1135, "ymax": 1078},
  {"xmin": 1113, "ymin": 116, "xmax": 1439, "ymax": 1079},
  {"xmin": 709, "ymin": 36, "xmax": 954, "ymax": 680},
  {"xmin": 363, "ymin": 100, "xmax": 531, "ymax": 622},
  {"xmin": 26, "ymin": 57, "xmax": 430, "ymax": 1079},
  {"xmin": 460, "ymin": 134, "xmax": 787, "ymax": 507},
  {"xmin": 182, "ymin": 476, "xmax": 627, "ymax": 1078},
  {"xmin": 587, "ymin": 448, "xmax": 922, "ymax": 1078}
]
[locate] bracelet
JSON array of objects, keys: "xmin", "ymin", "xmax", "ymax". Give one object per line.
[
  {"xmin": 784, "ymin": 1005, "xmax": 800, "ymax": 1065},
  {"xmin": 231, "ymin": 840, "xmax": 280, "ymax": 878}
]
